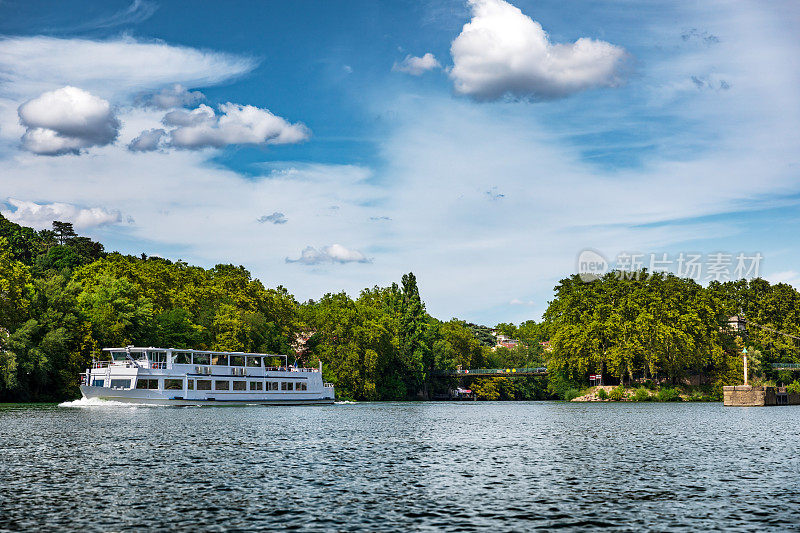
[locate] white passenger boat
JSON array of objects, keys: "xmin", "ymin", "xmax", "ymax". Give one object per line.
[{"xmin": 80, "ymin": 347, "xmax": 335, "ymax": 405}]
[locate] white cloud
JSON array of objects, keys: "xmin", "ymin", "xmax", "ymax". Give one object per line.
[
  {"xmin": 128, "ymin": 128, "xmax": 165, "ymax": 152},
  {"xmin": 18, "ymin": 86, "xmax": 119, "ymax": 155},
  {"xmin": 0, "ymin": 36, "xmax": 257, "ymax": 100},
  {"xmin": 392, "ymin": 53, "xmax": 441, "ymax": 76},
  {"xmin": 449, "ymin": 0, "xmax": 627, "ymax": 100},
  {"xmin": 3, "ymin": 198, "xmax": 122, "ymax": 230},
  {"xmin": 161, "ymin": 104, "xmax": 215, "ymax": 127},
  {"xmin": 0, "ymin": 37, "xmax": 256, "ymax": 148},
  {"xmin": 67, "ymin": 0, "xmax": 158, "ymax": 31},
  {"xmin": 767, "ymin": 271, "xmax": 800, "ymax": 289},
  {"xmin": 286, "ymin": 244, "xmax": 371, "ymax": 265},
  {"xmin": 163, "ymin": 103, "xmax": 310, "ymax": 149},
  {"xmin": 509, "ymin": 299, "xmax": 534, "ymax": 306},
  {"xmin": 258, "ymin": 212, "xmax": 288, "ymax": 225},
  {"xmin": 139, "ymin": 84, "xmax": 204, "ymax": 109}
]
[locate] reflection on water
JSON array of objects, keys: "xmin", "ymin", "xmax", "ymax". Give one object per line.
[{"xmin": 1, "ymin": 401, "xmax": 799, "ymax": 531}]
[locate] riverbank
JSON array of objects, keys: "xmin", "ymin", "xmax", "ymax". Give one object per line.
[{"xmin": 569, "ymin": 385, "xmax": 718, "ymax": 402}]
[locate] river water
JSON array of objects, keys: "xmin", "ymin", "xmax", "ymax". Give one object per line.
[{"xmin": 1, "ymin": 400, "xmax": 799, "ymax": 531}]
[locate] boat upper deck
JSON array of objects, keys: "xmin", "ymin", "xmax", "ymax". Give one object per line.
[{"xmin": 94, "ymin": 347, "xmax": 318, "ymax": 375}]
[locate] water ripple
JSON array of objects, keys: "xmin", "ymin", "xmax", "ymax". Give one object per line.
[{"xmin": 1, "ymin": 402, "xmax": 799, "ymax": 531}]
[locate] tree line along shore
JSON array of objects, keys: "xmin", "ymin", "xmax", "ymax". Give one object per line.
[{"xmin": 1, "ymin": 213, "xmax": 799, "ymax": 402}]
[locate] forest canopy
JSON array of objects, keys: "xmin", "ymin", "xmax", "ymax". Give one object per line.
[{"xmin": 1, "ymin": 213, "xmax": 798, "ymax": 402}]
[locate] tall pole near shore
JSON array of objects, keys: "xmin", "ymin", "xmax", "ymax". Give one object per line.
[{"xmin": 743, "ymin": 347, "xmax": 748, "ymax": 386}]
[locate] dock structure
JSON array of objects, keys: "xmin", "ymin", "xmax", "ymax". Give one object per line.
[
  {"xmin": 723, "ymin": 386, "xmax": 800, "ymax": 406},
  {"xmin": 434, "ymin": 367, "xmax": 547, "ymax": 377}
]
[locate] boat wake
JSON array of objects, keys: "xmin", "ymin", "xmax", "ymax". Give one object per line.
[
  {"xmin": 58, "ymin": 397, "xmax": 153, "ymax": 408},
  {"xmin": 334, "ymin": 400, "xmax": 357, "ymax": 405}
]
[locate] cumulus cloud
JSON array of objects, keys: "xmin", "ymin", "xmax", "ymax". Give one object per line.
[
  {"xmin": 3, "ymin": 198, "xmax": 122, "ymax": 230},
  {"xmin": 17, "ymin": 86, "xmax": 120, "ymax": 155},
  {"xmin": 258, "ymin": 212, "xmax": 287, "ymax": 224},
  {"xmin": 161, "ymin": 104, "xmax": 215, "ymax": 127},
  {"xmin": 138, "ymin": 84, "xmax": 204, "ymax": 109},
  {"xmin": 449, "ymin": 0, "xmax": 627, "ymax": 101},
  {"xmin": 286, "ymin": 244, "xmax": 370, "ymax": 265},
  {"xmin": 392, "ymin": 53, "xmax": 441, "ymax": 75},
  {"xmin": 128, "ymin": 128, "xmax": 166, "ymax": 152},
  {"xmin": 162, "ymin": 102, "xmax": 310, "ymax": 149}
]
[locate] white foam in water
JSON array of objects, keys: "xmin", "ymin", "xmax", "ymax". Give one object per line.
[
  {"xmin": 58, "ymin": 397, "xmax": 152, "ymax": 408},
  {"xmin": 335, "ymin": 400, "xmax": 357, "ymax": 405}
]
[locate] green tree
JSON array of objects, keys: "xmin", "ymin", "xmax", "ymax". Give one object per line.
[
  {"xmin": 398, "ymin": 273, "xmax": 429, "ymax": 397},
  {"xmin": 0, "ymin": 237, "xmax": 32, "ymax": 331}
]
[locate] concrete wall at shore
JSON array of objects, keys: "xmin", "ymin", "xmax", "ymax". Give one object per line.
[{"xmin": 723, "ymin": 385, "xmax": 800, "ymax": 406}]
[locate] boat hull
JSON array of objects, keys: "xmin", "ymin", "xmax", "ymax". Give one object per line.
[{"xmin": 80, "ymin": 385, "xmax": 335, "ymax": 406}]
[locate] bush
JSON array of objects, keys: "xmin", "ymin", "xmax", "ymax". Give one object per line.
[
  {"xmin": 656, "ymin": 388, "xmax": 681, "ymax": 402},
  {"xmin": 547, "ymin": 372, "xmax": 584, "ymax": 400},
  {"xmin": 608, "ymin": 385, "xmax": 625, "ymax": 401},
  {"xmin": 632, "ymin": 387, "xmax": 651, "ymax": 402},
  {"xmin": 687, "ymin": 391, "xmax": 702, "ymax": 402},
  {"xmin": 597, "ymin": 388, "xmax": 608, "ymax": 400},
  {"xmin": 787, "ymin": 381, "xmax": 800, "ymax": 394},
  {"xmin": 564, "ymin": 388, "xmax": 582, "ymax": 401}
]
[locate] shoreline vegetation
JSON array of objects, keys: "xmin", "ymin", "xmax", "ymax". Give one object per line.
[
  {"xmin": 2, "ymin": 214, "xmax": 800, "ymax": 403},
  {"xmin": 568, "ymin": 384, "xmax": 712, "ymax": 402}
]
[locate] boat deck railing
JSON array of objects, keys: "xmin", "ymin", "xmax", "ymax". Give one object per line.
[{"xmin": 91, "ymin": 361, "xmax": 321, "ymax": 371}]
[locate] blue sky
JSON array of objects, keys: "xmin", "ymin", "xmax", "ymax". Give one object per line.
[{"xmin": 1, "ymin": 0, "xmax": 799, "ymax": 325}]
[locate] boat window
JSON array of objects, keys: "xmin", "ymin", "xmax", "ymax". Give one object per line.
[
  {"xmin": 250, "ymin": 381, "xmax": 263, "ymax": 391},
  {"xmin": 281, "ymin": 382, "xmax": 294, "ymax": 391},
  {"xmin": 229, "ymin": 355, "xmax": 245, "ymax": 367},
  {"xmin": 269, "ymin": 382, "xmax": 279, "ymax": 391},
  {"xmin": 133, "ymin": 351, "xmax": 147, "ymax": 361},
  {"xmin": 136, "ymin": 379, "xmax": 159, "ymax": 390},
  {"xmin": 110, "ymin": 351, "xmax": 127, "ymax": 361},
  {"xmin": 297, "ymin": 382, "xmax": 307, "ymax": 391},
  {"xmin": 187, "ymin": 379, "xmax": 194, "ymax": 390},
  {"xmin": 164, "ymin": 379, "xmax": 183, "ymax": 390},
  {"xmin": 172, "ymin": 352, "xmax": 191, "ymax": 364},
  {"xmin": 233, "ymin": 381, "xmax": 246, "ymax": 391},
  {"xmin": 214, "ymin": 380, "xmax": 230, "ymax": 391},
  {"xmin": 109, "ymin": 379, "xmax": 130, "ymax": 389},
  {"xmin": 91, "ymin": 379, "xmax": 105, "ymax": 387},
  {"xmin": 197, "ymin": 379, "xmax": 211, "ymax": 390},
  {"xmin": 246, "ymin": 357, "xmax": 261, "ymax": 367},
  {"xmin": 212, "ymin": 354, "xmax": 228, "ymax": 366},
  {"xmin": 149, "ymin": 351, "xmax": 167, "ymax": 363},
  {"xmin": 193, "ymin": 353, "xmax": 210, "ymax": 365}
]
